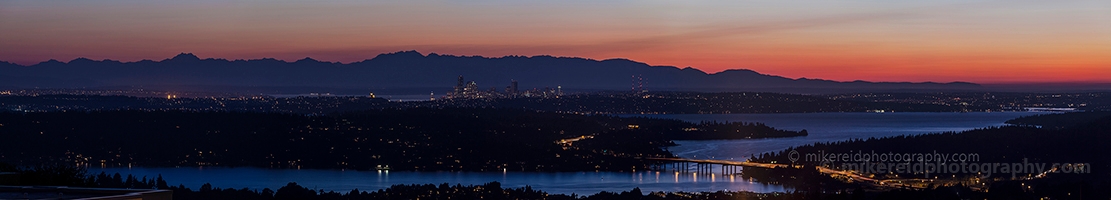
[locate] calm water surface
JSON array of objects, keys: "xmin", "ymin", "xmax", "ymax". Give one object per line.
[
  {"xmin": 655, "ymin": 112, "xmax": 1038, "ymax": 161},
  {"xmin": 96, "ymin": 168, "xmax": 780, "ymax": 194},
  {"xmin": 97, "ymin": 112, "xmax": 1037, "ymax": 194}
]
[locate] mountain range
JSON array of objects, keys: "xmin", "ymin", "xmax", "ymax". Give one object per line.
[{"xmin": 0, "ymin": 51, "xmax": 981, "ymax": 94}]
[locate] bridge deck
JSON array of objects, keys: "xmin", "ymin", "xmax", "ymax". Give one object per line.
[
  {"xmin": 642, "ymin": 157, "xmax": 930, "ymax": 190},
  {"xmin": 642, "ymin": 157, "xmax": 789, "ymax": 168}
]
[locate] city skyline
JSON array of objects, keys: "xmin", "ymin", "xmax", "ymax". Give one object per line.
[{"xmin": 2, "ymin": 0, "xmax": 1109, "ymax": 84}]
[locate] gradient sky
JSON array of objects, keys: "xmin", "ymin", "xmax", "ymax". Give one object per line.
[{"xmin": 2, "ymin": 0, "xmax": 1109, "ymax": 83}]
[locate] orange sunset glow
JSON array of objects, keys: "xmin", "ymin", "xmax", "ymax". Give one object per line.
[{"xmin": 1, "ymin": 0, "xmax": 1109, "ymax": 84}]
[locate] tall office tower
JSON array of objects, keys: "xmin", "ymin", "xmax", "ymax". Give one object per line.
[
  {"xmin": 640, "ymin": 76, "xmax": 648, "ymax": 93},
  {"xmin": 454, "ymin": 75, "xmax": 465, "ymax": 96},
  {"xmin": 632, "ymin": 74, "xmax": 646, "ymax": 93},
  {"xmin": 465, "ymin": 81, "xmax": 479, "ymax": 96},
  {"xmin": 631, "ymin": 74, "xmax": 647, "ymax": 93},
  {"xmin": 510, "ymin": 80, "xmax": 519, "ymax": 95},
  {"xmin": 632, "ymin": 75, "xmax": 637, "ymax": 92}
]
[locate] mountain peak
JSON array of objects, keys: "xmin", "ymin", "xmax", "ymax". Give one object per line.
[
  {"xmin": 0, "ymin": 60, "xmax": 20, "ymax": 67},
  {"xmin": 171, "ymin": 53, "xmax": 201, "ymax": 61},
  {"xmin": 39, "ymin": 59, "xmax": 64, "ymax": 65},
  {"xmin": 70, "ymin": 57, "xmax": 95, "ymax": 63},
  {"xmin": 295, "ymin": 57, "xmax": 319, "ymax": 63},
  {"xmin": 715, "ymin": 69, "xmax": 759, "ymax": 75},
  {"xmin": 372, "ymin": 50, "xmax": 425, "ymax": 60}
]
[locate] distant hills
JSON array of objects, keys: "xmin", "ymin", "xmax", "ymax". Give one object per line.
[{"xmin": 0, "ymin": 51, "xmax": 981, "ymax": 94}]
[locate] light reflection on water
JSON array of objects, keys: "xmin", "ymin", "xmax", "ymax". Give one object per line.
[{"xmin": 94, "ymin": 167, "xmax": 785, "ymax": 194}]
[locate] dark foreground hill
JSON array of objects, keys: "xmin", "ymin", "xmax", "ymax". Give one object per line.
[
  {"xmin": 1005, "ymin": 111, "xmax": 1111, "ymax": 129},
  {"xmin": 751, "ymin": 114, "xmax": 1111, "ymax": 199},
  {"xmin": 0, "ymin": 108, "xmax": 802, "ymax": 171}
]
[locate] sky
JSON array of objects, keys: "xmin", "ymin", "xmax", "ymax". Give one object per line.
[{"xmin": 1, "ymin": 0, "xmax": 1109, "ymax": 84}]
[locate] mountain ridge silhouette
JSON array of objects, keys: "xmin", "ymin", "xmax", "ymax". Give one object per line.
[{"xmin": 0, "ymin": 51, "xmax": 980, "ymax": 94}]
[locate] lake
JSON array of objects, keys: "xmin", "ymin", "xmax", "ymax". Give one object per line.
[
  {"xmin": 95, "ymin": 112, "xmax": 1038, "ymax": 194},
  {"xmin": 95, "ymin": 168, "xmax": 779, "ymax": 195},
  {"xmin": 655, "ymin": 112, "xmax": 1039, "ymax": 161}
]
